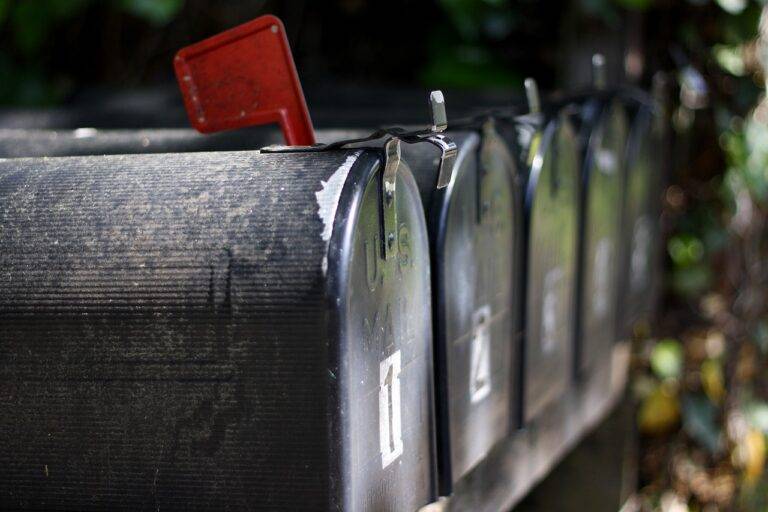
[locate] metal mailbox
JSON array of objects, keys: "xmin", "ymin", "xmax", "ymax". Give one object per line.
[
  {"xmin": 619, "ymin": 97, "xmax": 660, "ymax": 334},
  {"xmin": 573, "ymin": 96, "xmax": 629, "ymax": 377},
  {"xmin": 0, "ymin": 127, "xmax": 274, "ymax": 158},
  {"xmin": 0, "ymin": 116, "xmax": 520, "ymax": 496},
  {"xmin": 519, "ymin": 110, "xmax": 581, "ymax": 423},
  {"xmin": 0, "ymin": 149, "xmax": 436, "ymax": 511},
  {"xmin": 404, "ymin": 123, "xmax": 520, "ymax": 492}
]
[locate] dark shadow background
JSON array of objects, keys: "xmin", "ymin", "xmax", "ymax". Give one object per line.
[{"xmin": 0, "ymin": 0, "xmax": 721, "ymax": 106}]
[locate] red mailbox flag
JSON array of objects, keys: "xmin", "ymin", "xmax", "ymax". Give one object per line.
[{"xmin": 174, "ymin": 14, "xmax": 316, "ymax": 146}]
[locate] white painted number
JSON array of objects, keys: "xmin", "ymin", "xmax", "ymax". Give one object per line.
[
  {"xmin": 596, "ymin": 148, "xmax": 617, "ymax": 175},
  {"xmin": 631, "ymin": 217, "xmax": 651, "ymax": 290},
  {"xmin": 542, "ymin": 267, "xmax": 563, "ymax": 353},
  {"xmin": 593, "ymin": 237, "xmax": 612, "ymax": 318},
  {"xmin": 379, "ymin": 350, "xmax": 403, "ymax": 468},
  {"xmin": 470, "ymin": 305, "xmax": 492, "ymax": 403}
]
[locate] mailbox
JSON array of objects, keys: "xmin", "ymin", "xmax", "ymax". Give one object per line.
[
  {"xmin": 619, "ymin": 97, "xmax": 660, "ymax": 335},
  {"xmin": 573, "ymin": 96, "xmax": 629, "ymax": 377},
  {"xmin": 0, "ymin": 149, "xmax": 436, "ymax": 511},
  {"xmin": 0, "ymin": 117, "xmax": 520, "ymax": 496},
  {"xmin": 0, "ymin": 127, "xmax": 274, "ymax": 158},
  {"xmin": 404, "ymin": 123, "xmax": 520, "ymax": 492},
  {"xmin": 519, "ymin": 110, "xmax": 581, "ymax": 423}
]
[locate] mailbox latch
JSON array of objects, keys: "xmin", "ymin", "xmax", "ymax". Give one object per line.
[{"xmin": 380, "ymin": 92, "xmax": 457, "ymax": 260}]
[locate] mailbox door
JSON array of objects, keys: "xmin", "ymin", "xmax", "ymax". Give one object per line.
[
  {"xmin": 523, "ymin": 115, "xmax": 580, "ymax": 423},
  {"xmin": 622, "ymin": 105, "xmax": 657, "ymax": 331},
  {"xmin": 435, "ymin": 131, "xmax": 517, "ymax": 486},
  {"xmin": 577, "ymin": 99, "xmax": 628, "ymax": 376},
  {"xmin": 331, "ymin": 155, "xmax": 436, "ymax": 511}
]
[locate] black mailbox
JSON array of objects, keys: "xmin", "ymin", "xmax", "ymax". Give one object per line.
[
  {"xmin": 519, "ymin": 110, "xmax": 581, "ymax": 423},
  {"xmin": 0, "ymin": 120, "xmax": 522, "ymax": 496},
  {"xmin": 0, "ymin": 149, "xmax": 436, "ymax": 511},
  {"xmin": 0, "ymin": 127, "xmax": 275, "ymax": 158},
  {"xmin": 619, "ymin": 97, "xmax": 661, "ymax": 335},
  {"xmin": 573, "ymin": 96, "xmax": 629, "ymax": 377},
  {"xmin": 404, "ymin": 123, "xmax": 520, "ymax": 492}
]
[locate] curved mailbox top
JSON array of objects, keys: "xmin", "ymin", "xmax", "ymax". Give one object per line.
[
  {"xmin": 0, "ymin": 149, "xmax": 436, "ymax": 512},
  {"xmin": 522, "ymin": 112, "xmax": 580, "ymax": 424},
  {"xmin": 0, "ymin": 127, "xmax": 278, "ymax": 158}
]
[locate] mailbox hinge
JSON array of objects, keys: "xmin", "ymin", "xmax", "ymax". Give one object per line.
[
  {"xmin": 382, "ymin": 137, "xmax": 401, "ymax": 260},
  {"xmin": 261, "ymin": 90, "xmax": 458, "ymax": 260}
]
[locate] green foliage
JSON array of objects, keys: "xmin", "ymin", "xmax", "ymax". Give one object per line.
[
  {"xmin": 745, "ymin": 401, "xmax": 768, "ymax": 434},
  {"xmin": 428, "ymin": 0, "xmax": 522, "ymax": 88},
  {"xmin": 723, "ymin": 115, "xmax": 768, "ymax": 206},
  {"xmin": 0, "ymin": 0, "xmax": 11, "ymax": 26},
  {"xmin": 651, "ymin": 338, "xmax": 685, "ymax": 380},
  {"xmin": 438, "ymin": 0, "xmax": 517, "ymax": 42},
  {"xmin": 668, "ymin": 232, "xmax": 713, "ymax": 297},
  {"xmin": 420, "ymin": 47, "xmax": 522, "ymax": 89},
  {"xmin": 716, "ymin": 0, "xmax": 749, "ymax": 15},
  {"xmin": 668, "ymin": 234, "xmax": 705, "ymax": 267},
  {"xmin": 682, "ymin": 394, "xmax": 723, "ymax": 454},
  {"xmin": 10, "ymin": 0, "xmax": 91, "ymax": 55},
  {"xmin": 0, "ymin": 0, "xmax": 186, "ymax": 105},
  {"xmin": 119, "ymin": 0, "xmax": 184, "ymax": 26},
  {"xmin": 612, "ymin": 0, "xmax": 653, "ymax": 10},
  {"xmin": 752, "ymin": 321, "xmax": 768, "ymax": 354},
  {"xmin": 713, "ymin": 44, "xmax": 748, "ymax": 75}
]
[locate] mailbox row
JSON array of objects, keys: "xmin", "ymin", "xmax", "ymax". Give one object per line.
[{"xmin": 0, "ymin": 86, "xmax": 662, "ymax": 511}]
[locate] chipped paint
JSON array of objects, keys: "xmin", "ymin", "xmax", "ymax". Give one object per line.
[
  {"xmin": 73, "ymin": 127, "xmax": 98, "ymax": 139},
  {"xmin": 315, "ymin": 151, "xmax": 360, "ymax": 273}
]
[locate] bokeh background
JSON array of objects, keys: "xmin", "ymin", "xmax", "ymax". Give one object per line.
[{"xmin": 3, "ymin": 0, "xmax": 768, "ymax": 510}]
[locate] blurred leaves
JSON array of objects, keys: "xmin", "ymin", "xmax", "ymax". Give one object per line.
[
  {"xmin": 701, "ymin": 358, "xmax": 726, "ymax": 403},
  {"xmin": 668, "ymin": 234, "xmax": 705, "ymax": 267},
  {"xmin": 429, "ymin": 0, "xmax": 522, "ymax": 88},
  {"xmin": 736, "ymin": 429, "xmax": 766, "ymax": 483},
  {"xmin": 713, "ymin": 43, "xmax": 748, "ymax": 76},
  {"xmin": 744, "ymin": 401, "xmax": 768, "ymax": 434},
  {"xmin": 10, "ymin": 0, "xmax": 91, "ymax": 55},
  {"xmin": 118, "ymin": 0, "xmax": 183, "ymax": 26},
  {"xmin": 612, "ymin": 0, "xmax": 653, "ymax": 11},
  {"xmin": 682, "ymin": 394, "xmax": 723, "ymax": 454},
  {"xmin": 0, "ymin": 0, "xmax": 9, "ymax": 26},
  {"xmin": 668, "ymin": 233, "xmax": 712, "ymax": 298},
  {"xmin": 421, "ymin": 44, "xmax": 521, "ymax": 88},
  {"xmin": 0, "ymin": 0, "xmax": 186, "ymax": 105},
  {"xmin": 752, "ymin": 320, "xmax": 768, "ymax": 353},
  {"xmin": 716, "ymin": 0, "xmax": 749, "ymax": 15},
  {"xmin": 639, "ymin": 382, "xmax": 681, "ymax": 435},
  {"xmin": 438, "ymin": 0, "xmax": 517, "ymax": 42},
  {"xmin": 637, "ymin": 1, "xmax": 768, "ymax": 499},
  {"xmin": 723, "ymin": 113, "xmax": 768, "ymax": 206},
  {"xmin": 651, "ymin": 338, "xmax": 685, "ymax": 380}
]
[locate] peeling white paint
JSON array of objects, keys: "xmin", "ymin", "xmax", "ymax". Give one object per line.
[
  {"xmin": 315, "ymin": 151, "xmax": 361, "ymax": 273},
  {"xmin": 73, "ymin": 127, "xmax": 98, "ymax": 139}
]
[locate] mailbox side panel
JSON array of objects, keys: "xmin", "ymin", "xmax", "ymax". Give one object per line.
[
  {"xmin": 620, "ymin": 105, "xmax": 658, "ymax": 334},
  {"xmin": 0, "ymin": 150, "xmax": 361, "ymax": 511},
  {"xmin": 577, "ymin": 101, "xmax": 628, "ymax": 376},
  {"xmin": 523, "ymin": 118, "xmax": 580, "ymax": 423},
  {"xmin": 328, "ymin": 157, "xmax": 437, "ymax": 511},
  {"xmin": 438, "ymin": 133, "xmax": 516, "ymax": 483}
]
